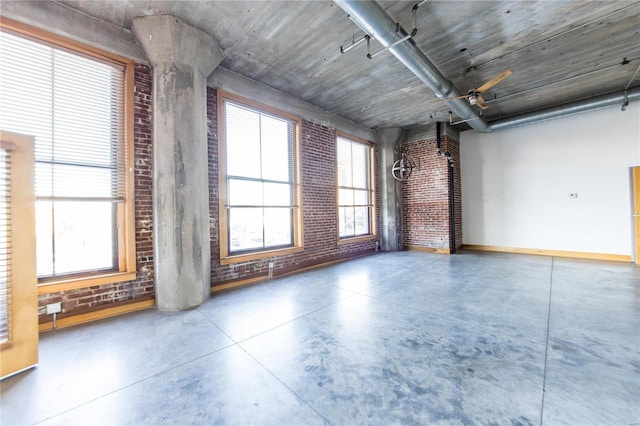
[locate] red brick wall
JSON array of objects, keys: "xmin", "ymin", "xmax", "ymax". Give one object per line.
[
  {"xmin": 402, "ymin": 134, "xmax": 462, "ymax": 251},
  {"xmin": 208, "ymin": 87, "xmax": 380, "ymax": 286},
  {"xmin": 38, "ymin": 64, "xmax": 155, "ymax": 322},
  {"xmin": 38, "ymin": 79, "xmax": 380, "ymax": 321}
]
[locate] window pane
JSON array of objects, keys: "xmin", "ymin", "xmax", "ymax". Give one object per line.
[
  {"xmin": 337, "ymin": 139, "xmax": 352, "ymax": 187},
  {"xmin": 338, "ymin": 188, "xmax": 354, "ymax": 207},
  {"xmin": 229, "ymin": 208, "xmax": 263, "ymax": 252},
  {"xmin": 261, "ymin": 115, "xmax": 291, "ymax": 182},
  {"xmin": 228, "ymin": 179, "xmax": 263, "ymax": 206},
  {"xmin": 339, "ymin": 206, "xmax": 354, "ymax": 237},
  {"xmin": 351, "ymin": 143, "xmax": 368, "ymax": 189},
  {"xmin": 226, "ymin": 103, "xmax": 261, "ymax": 179},
  {"xmin": 264, "ymin": 208, "xmax": 292, "ymax": 247},
  {"xmin": 35, "ymin": 201, "xmax": 54, "ymax": 277},
  {"xmin": 264, "ymin": 182, "xmax": 291, "ymax": 206},
  {"xmin": 50, "ymin": 201, "xmax": 115, "ymax": 276},
  {"xmin": 354, "ymin": 206, "xmax": 369, "ymax": 235},
  {"xmin": 354, "ymin": 190, "xmax": 369, "ymax": 206},
  {"xmin": 36, "ymin": 163, "xmax": 113, "ymax": 198}
]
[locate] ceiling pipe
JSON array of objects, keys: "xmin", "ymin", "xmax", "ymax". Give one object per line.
[
  {"xmin": 487, "ymin": 86, "xmax": 640, "ymax": 132},
  {"xmin": 335, "ymin": 0, "xmax": 639, "ymax": 134},
  {"xmin": 334, "ymin": 0, "xmax": 490, "ymax": 133}
]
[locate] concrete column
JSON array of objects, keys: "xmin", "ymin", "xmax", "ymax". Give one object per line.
[
  {"xmin": 132, "ymin": 15, "xmax": 224, "ymax": 311},
  {"xmin": 376, "ymin": 128, "xmax": 404, "ymax": 251}
]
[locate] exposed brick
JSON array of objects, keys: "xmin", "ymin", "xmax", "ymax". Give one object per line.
[
  {"xmin": 208, "ymin": 88, "xmax": 381, "ymax": 286},
  {"xmin": 38, "ymin": 73, "xmax": 384, "ymax": 322},
  {"xmin": 402, "ymin": 135, "xmax": 462, "ymax": 251}
]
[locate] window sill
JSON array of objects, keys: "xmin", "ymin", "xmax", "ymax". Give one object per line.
[
  {"xmin": 337, "ymin": 235, "xmax": 377, "ymax": 246},
  {"xmin": 220, "ymin": 246, "xmax": 304, "ymax": 265},
  {"xmin": 37, "ymin": 271, "xmax": 137, "ymax": 295}
]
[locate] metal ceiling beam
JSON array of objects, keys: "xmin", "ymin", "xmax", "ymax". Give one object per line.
[{"xmin": 334, "ymin": 0, "xmax": 490, "ymax": 133}]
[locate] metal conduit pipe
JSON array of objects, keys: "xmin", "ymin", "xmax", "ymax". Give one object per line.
[
  {"xmin": 334, "ymin": 0, "xmax": 490, "ymax": 133},
  {"xmin": 488, "ymin": 86, "xmax": 640, "ymax": 132}
]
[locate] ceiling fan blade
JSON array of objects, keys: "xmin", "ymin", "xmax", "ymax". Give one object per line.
[
  {"xmin": 429, "ymin": 94, "xmax": 469, "ymax": 105},
  {"xmin": 476, "ymin": 95, "xmax": 489, "ymax": 110},
  {"xmin": 475, "ymin": 69, "xmax": 512, "ymax": 94}
]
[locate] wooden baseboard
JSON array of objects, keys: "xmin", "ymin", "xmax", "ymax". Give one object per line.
[
  {"xmin": 211, "ymin": 251, "xmax": 377, "ymax": 294},
  {"xmin": 406, "ymin": 245, "xmax": 451, "ymax": 254},
  {"xmin": 39, "ymin": 299, "xmax": 156, "ymax": 332},
  {"xmin": 462, "ymin": 244, "xmax": 631, "ymax": 263},
  {"xmin": 210, "ymin": 275, "xmax": 270, "ymax": 294}
]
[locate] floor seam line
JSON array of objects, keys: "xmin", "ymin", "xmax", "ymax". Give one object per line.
[
  {"xmin": 540, "ymin": 256, "xmax": 555, "ymax": 426},
  {"xmin": 31, "ymin": 340, "xmax": 241, "ymax": 425},
  {"xmin": 236, "ymin": 344, "xmax": 333, "ymax": 426},
  {"xmin": 232, "ymin": 293, "xmax": 360, "ymax": 344},
  {"xmin": 196, "ymin": 307, "xmax": 240, "ymax": 343}
]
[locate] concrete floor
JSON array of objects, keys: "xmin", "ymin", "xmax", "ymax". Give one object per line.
[{"xmin": 1, "ymin": 251, "xmax": 639, "ymax": 425}]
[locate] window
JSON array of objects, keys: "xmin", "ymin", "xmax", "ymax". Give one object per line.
[
  {"xmin": 337, "ymin": 134, "xmax": 375, "ymax": 239},
  {"xmin": 218, "ymin": 92, "xmax": 302, "ymax": 263},
  {"xmin": 0, "ymin": 19, "xmax": 135, "ymax": 290}
]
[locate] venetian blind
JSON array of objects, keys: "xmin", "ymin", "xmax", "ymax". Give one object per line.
[
  {"xmin": 0, "ymin": 146, "xmax": 11, "ymax": 344},
  {"xmin": 0, "ymin": 30, "xmax": 126, "ymax": 202}
]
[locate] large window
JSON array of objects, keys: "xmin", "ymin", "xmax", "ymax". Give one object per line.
[
  {"xmin": 337, "ymin": 134, "xmax": 375, "ymax": 239},
  {"xmin": 0, "ymin": 20, "xmax": 135, "ymax": 290},
  {"xmin": 219, "ymin": 92, "xmax": 302, "ymax": 263}
]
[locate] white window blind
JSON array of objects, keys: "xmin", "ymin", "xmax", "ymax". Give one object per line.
[
  {"xmin": 0, "ymin": 31, "xmax": 126, "ymax": 202},
  {"xmin": 0, "ymin": 30, "xmax": 127, "ymax": 278}
]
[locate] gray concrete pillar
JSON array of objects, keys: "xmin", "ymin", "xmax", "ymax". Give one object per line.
[
  {"xmin": 132, "ymin": 15, "xmax": 224, "ymax": 311},
  {"xmin": 376, "ymin": 128, "xmax": 404, "ymax": 251}
]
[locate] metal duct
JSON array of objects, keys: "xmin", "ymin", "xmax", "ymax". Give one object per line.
[
  {"xmin": 488, "ymin": 87, "xmax": 640, "ymax": 132},
  {"xmin": 336, "ymin": 0, "xmax": 640, "ymax": 134},
  {"xmin": 334, "ymin": 0, "xmax": 490, "ymax": 133}
]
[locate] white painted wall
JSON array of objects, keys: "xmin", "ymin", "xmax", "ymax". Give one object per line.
[{"xmin": 460, "ymin": 102, "xmax": 640, "ymax": 256}]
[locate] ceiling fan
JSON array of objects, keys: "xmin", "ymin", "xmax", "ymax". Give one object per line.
[{"xmin": 433, "ymin": 69, "xmax": 512, "ymax": 110}]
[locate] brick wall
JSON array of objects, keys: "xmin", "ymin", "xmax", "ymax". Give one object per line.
[
  {"xmin": 38, "ymin": 80, "xmax": 381, "ymax": 321},
  {"xmin": 208, "ymin": 87, "xmax": 380, "ymax": 286},
  {"xmin": 402, "ymin": 134, "xmax": 462, "ymax": 251},
  {"xmin": 38, "ymin": 64, "xmax": 155, "ymax": 323}
]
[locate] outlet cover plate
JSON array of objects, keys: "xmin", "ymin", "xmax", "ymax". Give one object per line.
[{"xmin": 46, "ymin": 302, "xmax": 62, "ymax": 315}]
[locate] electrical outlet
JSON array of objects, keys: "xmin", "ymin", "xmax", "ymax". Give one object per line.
[
  {"xmin": 46, "ymin": 302, "xmax": 62, "ymax": 315},
  {"xmin": 570, "ymin": 193, "xmax": 578, "ymax": 199}
]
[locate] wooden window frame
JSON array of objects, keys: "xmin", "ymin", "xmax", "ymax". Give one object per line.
[
  {"xmin": 217, "ymin": 91, "xmax": 303, "ymax": 265},
  {"xmin": 0, "ymin": 18, "xmax": 136, "ymax": 294},
  {"xmin": 336, "ymin": 132, "xmax": 377, "ymax": 245}
]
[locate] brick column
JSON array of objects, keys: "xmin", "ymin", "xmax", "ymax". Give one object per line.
[
  {"xmin": 132, "ymin": 15, "xmax": 223, "ymax": 310},
  {"xmin": 401, "ymin": 124, "xmax": 462, "ymax": 253}
]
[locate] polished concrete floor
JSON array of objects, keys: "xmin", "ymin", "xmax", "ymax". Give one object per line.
[{"xmin": 2, "ymin": 251, "xmax": 639, "ymax": 425}]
